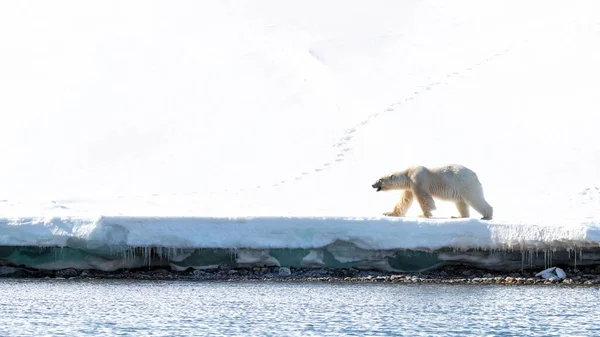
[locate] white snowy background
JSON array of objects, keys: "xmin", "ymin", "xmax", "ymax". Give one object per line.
[{"xmin": 1, "ymin": 0, "xmax": 599, "ymax": 224}]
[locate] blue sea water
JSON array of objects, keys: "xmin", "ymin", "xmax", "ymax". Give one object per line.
[{"xmin": 0, "ymin": 279, "xmax": 598, "ymax": 336}]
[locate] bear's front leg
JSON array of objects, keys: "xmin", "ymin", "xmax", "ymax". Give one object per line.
[
  {"xmin": 383, "ymin": 211, "xmax": 400, "ymax": 217},
  {"xmin": 383, "ymin": 190, "xmax": 414, "ymax": 217},
  {"xmin": 413, "ymin": 187, "xmax": 436, "ymax": 218}
]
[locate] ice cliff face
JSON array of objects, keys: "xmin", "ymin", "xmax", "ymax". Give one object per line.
[{"xmin": 1, "ymin": 216, "xmax": 599, "ymax": 272}]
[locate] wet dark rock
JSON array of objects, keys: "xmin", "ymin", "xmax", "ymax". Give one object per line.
[
  {"xmin": 305, "ymin": 269, "xmax": 329, "ymax": 278},
  {"xmin": 0, "ymin": 266, "xmax": 17, "ymax": 276},
  {"xmin": 278, "ymin": 267, "xmax": 291, "ymax": 277},
  {"xmin": 56, "ymin": 268, "xmax": 78, "ymax": 278}
]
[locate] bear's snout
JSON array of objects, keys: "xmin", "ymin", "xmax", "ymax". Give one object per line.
[{"xmin": 372, "ymin": 182, "xmax": 382, "ymax": 192}]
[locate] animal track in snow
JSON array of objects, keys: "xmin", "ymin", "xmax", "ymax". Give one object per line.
[
  {"xmin": 195, "ymin": 28, "xmax": 580, "ymax": 197},
  {"xmin": 265, "ymin": 40, "xmax": 527, "ymax": 187}
]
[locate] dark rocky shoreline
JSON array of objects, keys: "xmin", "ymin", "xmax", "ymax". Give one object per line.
[{"xmin": 3, "ymin": 265, "xmax": 600, "ymax": 286}]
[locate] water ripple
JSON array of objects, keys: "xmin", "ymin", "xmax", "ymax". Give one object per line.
[{"xmin": 0, "ymin": 280, "xmax": 598, "ymax": 336}]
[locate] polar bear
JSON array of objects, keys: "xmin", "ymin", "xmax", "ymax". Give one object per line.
[{"xmin": 371, "ymin": 164, "xmax": 493, "ymax": 220}]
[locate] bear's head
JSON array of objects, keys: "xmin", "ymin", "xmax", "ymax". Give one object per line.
[{"xmin": 372, "ymin": 172, "xmax": 408, "ymax": 192}]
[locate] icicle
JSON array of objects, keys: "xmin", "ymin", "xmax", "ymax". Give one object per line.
[{"xmin": 521, "ymin": 250, "xmax": 525, "ymax": 272}]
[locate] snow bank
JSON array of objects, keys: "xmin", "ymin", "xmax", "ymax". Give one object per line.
[
  {"xmin": 1, "ymin": 216, "xmax": 598, "ymax": 272},
  {"xmin": 0, "ymin": 216, "xmax": 596, "ymax": 251}
]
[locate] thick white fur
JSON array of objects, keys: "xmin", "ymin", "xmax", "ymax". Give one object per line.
[{"xmin": 372, "ymin": 164, "xmax": 493, "ymax": 220}]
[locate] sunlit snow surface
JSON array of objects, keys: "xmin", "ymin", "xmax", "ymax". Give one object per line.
[
  {"xmin": 0, "ymin": 1, "xmax": 600, "ymax": 270},
  {"xmin": 0, "ymin": 216, "xmax": 597, "ymax": 251}
]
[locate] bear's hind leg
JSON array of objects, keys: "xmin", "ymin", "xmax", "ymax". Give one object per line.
[
  {"xmin": 413, "ymin": 188, "xmax": 436, "ymax": 218},
  {"xmin": 477, "ymin": 204, "xmax": 493, "ymax": 220},
  {"xmin": 383, "ymin": 190, "xmax": 414, "ymax": 217},
  {"xmin": 452, "ymin": 200, "xmax": 470, "ymax": 218},
  {"xmin": 462, "ymin": 190, "xmax": 493, "ymax": 220}
]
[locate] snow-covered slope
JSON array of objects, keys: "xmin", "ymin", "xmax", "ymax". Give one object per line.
[{"xmin": 0, "ymin": 2, "xmax": 599, "ymax": 224}]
